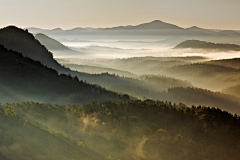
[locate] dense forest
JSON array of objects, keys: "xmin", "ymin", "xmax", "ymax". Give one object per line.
[
  {"xmin": 63, "ymin": 63, "xmax": 138, "ymax": 78},
  {"xmin": 0, "ymin": 44, "xmax": 129, "ymax": 104},
  {"xmin": 162, "ymin": 63, "xmax": 240, "ymax": 90},
  {"xmin": 1, "ymin": 101, "xmax": 240, "ymax": 160},
  {"xmin": 110, "ymin": 86, "xmax": 240, "ymax": 115},
  {"xmin": 0, "ymin": 26, "xmax": 64, "ymax": 71},
  {"xmin": 1, "ymin": 25, "xmax": 240, "ymax": 160}
]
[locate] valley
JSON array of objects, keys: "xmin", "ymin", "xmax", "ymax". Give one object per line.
[{"xmin": 1, "ymin": 18, "xmax": 240, "ymax": 160}]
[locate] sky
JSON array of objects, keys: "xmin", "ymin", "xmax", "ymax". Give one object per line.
[{"xmin": 1, "ymin": 0, "xmax": 240, "ymax": 30}]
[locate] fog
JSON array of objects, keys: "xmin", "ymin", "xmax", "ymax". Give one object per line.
[
  {"xmin": 49, "ymin": 35, "xmax": 240, "ymax": 113},
  {"xmin": 2, "ymin": 26, "xmax": 240, "ymax": 160},
  {"xmin": 49, "ymin": 36, "xmax": 240, "ymax": 60}
]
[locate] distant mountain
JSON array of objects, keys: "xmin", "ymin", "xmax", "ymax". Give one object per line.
[
  {"xmin": 26, "ymin": 20, "xmax": 240, "ymax": 39},
  {"xmin": 215, "ymin": 30, "xmax": 240, "ymax": 37},
  {"xmin": 0, "ymin": 44, "xmax": 128, "ymax": 104},
  {"xmin": 162, "ymin": 63, "xmax": 240, "ymax": 90},
  {"xmin": 0, "ymin": 26, "xmax": 64, "ymax": 71},
  {"xmin": 185, "ymin": 26, "xmax": 215, "ymax": 35},
  {"xmin": 174, "ymin": 40, "xmax": 240, "ymax": 51},
  {"xmin": 61, "ymin": 64, "xmax": 138, "ymax": 78},
  {"xmin": 25, "ymin": 20, "xmax": 215, "ymax": 36},
  {"xmin": 35, "ymin": 33, "xmax": 70, "ymax": 51},
  {"xmin": 35, "ymin": 33, "xmax": 84, "ymax": 57},
  {"xmin": 0, "ymin": 26, "xmax": 192, "ymax": 95},
  {"xmin": 27, "ymin": 27, "xmax": 64, "ymax": 35},
  {"xmin": 104, "ymin": 20, "xmax": 183, "ymax": 30},
  {"xmin": 65, "ymin": 27, "xmax": 85, "ymax": 32}
]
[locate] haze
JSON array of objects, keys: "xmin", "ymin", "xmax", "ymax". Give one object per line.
[
  {"xmin": 1, "ymin": 0, "xmax": 240, "ymax": 30},
  {"xmin": 1, "ymin": 1, "xmax": 240, "ymax": 160}
]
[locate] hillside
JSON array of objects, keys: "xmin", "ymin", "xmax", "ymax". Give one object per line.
[
  {"xmin": 35, "ymin": 33, "xmax": 70, "ymax": 51},
  {"xmin": 34, "ymin": 33, "xmax": 82, "ymax": 57},
  {"xmin": 1, "ymin": 101, "xmax": 240, "ymax": 160},
  {"xmin": 0, "ymin": 27, "xmax": 196, "ymax": 95},
  {"xmin": 0, "ymin": 26, "xmax": 64, "ymax": 71},
  {"xmin": 104, "ymin": 20, "xmax": 183, "ymax": 30},
  {"xmin": 162, "ymin": 63, "xmax": 240, "ymax": 90},
  {"xmin": 215, "ymin": 30, "xmax": 240, "ymax": 37},
  {"xmin": 222, "ymin": 85, "xmax": 240, "ymax": 98},
  {"xmin": 174, "ymin": 40, "xmax": 240, "ymax": 51},
  {"xmin": 0, "ymin": 44, "xmax": 128, "ymax": 104},
  {"xmin": 203, "ymin": 58, "xmax": 240, "ymax": 69},
  {"xmin": 110, "ymin": 85, "xmax": 240, "ymax": 115},
  {"xmin": 62, "ymin": 63, "xmax": 138, "ymax": 77}
]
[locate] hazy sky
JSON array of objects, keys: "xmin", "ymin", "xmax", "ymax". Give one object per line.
[{"xmin": 1, "ymin": 0, "xmax": 240, "ymax": 30}]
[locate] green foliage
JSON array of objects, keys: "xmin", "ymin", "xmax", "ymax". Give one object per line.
[
  {"xmin": 104, "ymin": 155, "xmax": 120, "ymax": 160},
  {"xmin": 0, "ymin": 101, "xmax": 240, "ymax": 160},
  {"xmin": 157, "ymin": 128, "xmax": 167, "ymax": 133},
  {"xmin": 76, "ymin": 141, "xmax": 84, "ymax": 148},
  {"xmin": 4, "ymin": 108, "xmax": 16, "ymax": 116}
]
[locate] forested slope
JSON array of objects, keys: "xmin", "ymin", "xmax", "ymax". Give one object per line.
[
  {"xmin": 0, "ymin": 44, "xmax": 128, "ymax": 104},
  {"xmin": 163, "ymin": 63, "xmax": 240, "ymax": 90},
  {"xmin": 0, "ymin": 101, "xmax": 240, "ymax": 160}
]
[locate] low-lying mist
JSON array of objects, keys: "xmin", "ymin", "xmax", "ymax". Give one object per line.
[
  {"xmin": 2, "ymin": 101, "xmax": 240, "ymax": 160},
  {"xmin": 48, "ymin": 35, "xmax": 240, "ymax": 60}
]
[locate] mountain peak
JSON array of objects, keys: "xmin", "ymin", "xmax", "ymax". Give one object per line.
[
  {"xmin": 187, "ymin": 26, "xmax": 201, "ymax": 30},
  {"xmin": 150, "ymin": 20, "xmax": 163, "ymax": 23},
  {"xmin": 0, "ymin": 25, "xmax": 63, "ymax": 71},
  {"xmin": 133, "ymin": 20, "xmax": 183, "ymax": 30},
  {"xmin": 51, "ymin": 28, "xmax": 63, "ymax": 31}
]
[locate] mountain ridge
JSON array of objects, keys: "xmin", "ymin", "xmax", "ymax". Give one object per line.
[
  {"xmin": 0, "ymin": 26, "xmax": 64, "ymax": 71},
  {"xmin": 35, "ymin": 33, "xmax": 70, "ymax": 51},
  {"xmin": 25, "ymin": 20, "xmax": 240, "ymax": 38},
  {"xmin": 174, "ymin": 40, "xmax": 240, "ymax": 51},
  {"xmin": 0, "ymin": 43, "xmax": 128, "ymax": 104}
]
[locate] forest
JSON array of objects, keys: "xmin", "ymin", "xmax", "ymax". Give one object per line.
[
  {"xmin": 1, "ymin": 24, "xmax": 240, "ymax": 160},
  {"xmin": 0, "ymin": 44, "xmax": 129, "ymax": 104},
  {"xmin": 1, "ymin": 101, "xmax": 240, "ymax": 160}
]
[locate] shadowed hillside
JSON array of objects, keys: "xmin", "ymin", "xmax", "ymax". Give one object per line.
[
  {"xmin": 0, "ymin": 44, "xmax": 128, "ymax": 104},
  {"xmin": 0, "ymin": 26, "xmax": 196, "ymax": 95},
  {"xmin": 62, "ymin": 64, "xmax": 138, "ymax": 78},
  {"xmin": 0, "ymin": 26, "xmax": 64, "ymax": 71},
  {"xmin": 35, "ymin": 33, "xmax": 70, "ymax": 51},
  {"xmin": 110, "ymin": 85, "xmax": 240, "ymax": 115}
]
